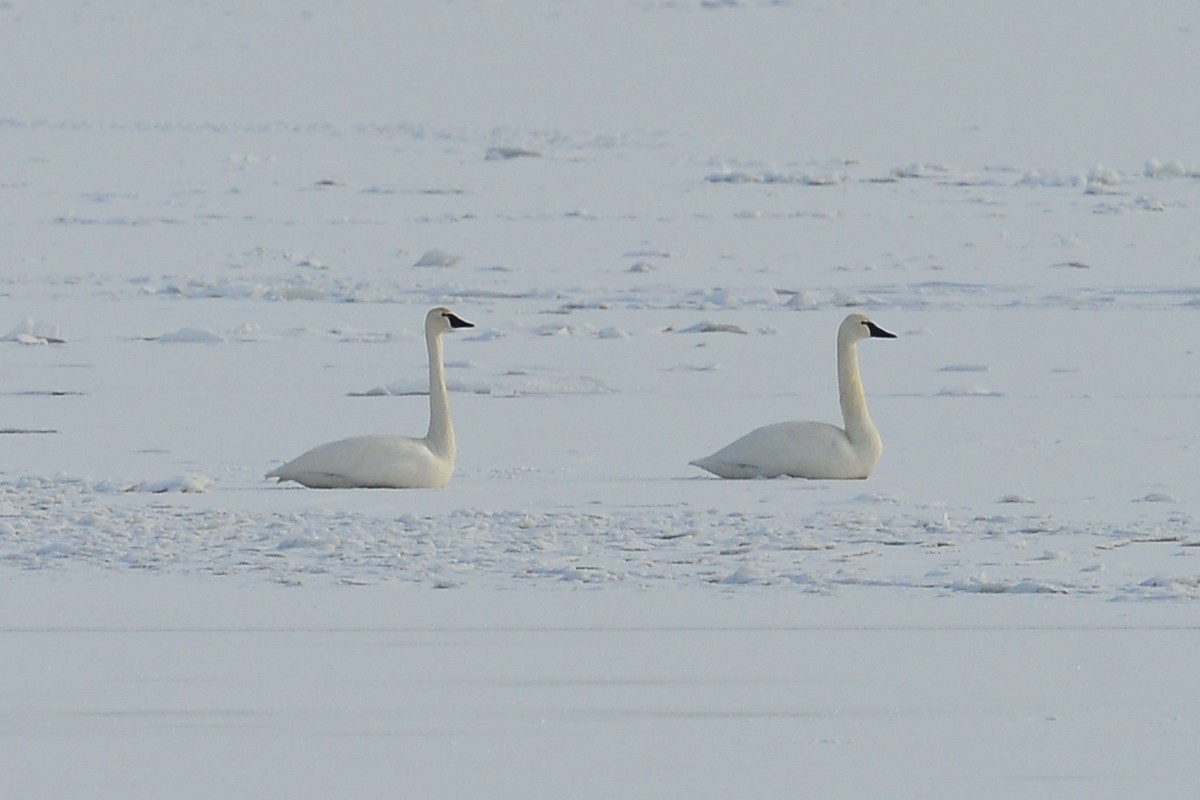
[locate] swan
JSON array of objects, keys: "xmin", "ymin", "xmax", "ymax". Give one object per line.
[
  {"xmin": 266, "ymin": 306, "xmax": 474, "ymax": 489},
  {"xmin": 689, "ymin": 313, "xmax": 896, "ymax": 480}
]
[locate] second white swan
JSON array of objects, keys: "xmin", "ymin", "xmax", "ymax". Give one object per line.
[
  {"xmin": 689, "ymin": 313, "xmax": 896, "ymax": 480},
  {"xmin": 266, "ymin": 306, "xmax": 474, "ymax": 489}
]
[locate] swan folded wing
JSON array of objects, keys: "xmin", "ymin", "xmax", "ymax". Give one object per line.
[
  {"xmin": 690, "ymin": 421, "xmax": 870, "ymax": 480},
  {"xmin": 266, "ymin": 435, "xmax": 451, "ymax": 489}
]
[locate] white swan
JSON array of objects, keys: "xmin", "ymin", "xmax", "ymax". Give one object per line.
[
  {"xmin": 689, "ymin": 313, "xmax": 896, "ymax": 480},
  {"xmin": 266, "ymin": 307, "xmax": 474, "ymax": 489}
]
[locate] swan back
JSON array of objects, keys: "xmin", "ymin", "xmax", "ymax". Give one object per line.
[{"xmin": 266, "ymin": 434, "xmax": 454, "ymax": 489}]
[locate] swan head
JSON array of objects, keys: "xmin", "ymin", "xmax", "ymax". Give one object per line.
[
  {"xmin": 840, "ymin": 313, "xmax": 896, "ymax": 343},
  {"xmin": 425, "ymin": 306, "xmax": 475, "ymax": 335}
]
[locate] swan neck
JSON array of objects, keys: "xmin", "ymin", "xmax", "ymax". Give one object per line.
[
  {"xmin": 425, "ymin": 330, "xmax": 455, "ymax": 456},
  {"xmin": 837, "ymin": 334, "xmax": 876, "ymax": 443}
]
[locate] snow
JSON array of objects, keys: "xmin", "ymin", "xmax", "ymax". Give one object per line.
[{"xmin": 3, "ymin": 0, "xmax": 1200, "ymax": 797}]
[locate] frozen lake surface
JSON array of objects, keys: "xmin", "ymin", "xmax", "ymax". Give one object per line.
[
  {"xmin": 3, "ymin": 0, "xmax": 1200, "ymax": 796},
  {"xmin": 5, "ymin": 573, "xmax": 1199, "ymax": 798}
]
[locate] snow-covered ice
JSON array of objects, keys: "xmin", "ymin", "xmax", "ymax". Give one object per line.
[{"xmin": 3, "ymin": 0, "xmax": 1200, "ymax": 797}]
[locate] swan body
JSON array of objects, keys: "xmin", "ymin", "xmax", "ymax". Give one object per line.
[
  {"xmin": 267, "ymin": 307, "xmax": 474, "ymax": 489},
  {"xmin": 689, "ymin": 313, "xmax": 896, "ymax": 480}
]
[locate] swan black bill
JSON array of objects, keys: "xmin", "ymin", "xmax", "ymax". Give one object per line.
[
  {"xmin": 864, "ymin": 321, "xmax": 896, "ymax": 339},
  {"xmin": 445, "ymin": 312, "xmax": 475, "ymax": 329}
]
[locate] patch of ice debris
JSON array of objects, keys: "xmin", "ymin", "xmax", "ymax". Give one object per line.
[
  {"xmin": 1144, "ymin": 159, "xmax": 1200, "ymax": 179},
  {"xmin": 414, "ymin": 248, "xmax": 463, "ymax": 268},
  {"xmin": 1, "ymin": 476, "xmax": 1196, "ymax": 598},
  {"xmin": 152, "ymin": 327, "xmax": 225, "ymax": 344},
  {"xmin": 4, "ymin": 318, "xmax": 64, "ymax": 345},
  {"xmin": 706, "ymin": 169, "xmax": 847, "ymax": 186},
  {"xmin": 125, "ymin": 475, "xmax": 215, "ymax": 494},
  {"xmin": 354, "ymin": 374, "xmax": 611, "ymax": 397}
]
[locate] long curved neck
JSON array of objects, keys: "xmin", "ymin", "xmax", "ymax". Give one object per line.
[
  {"xmin": 425, "ymin": 330, "xmax": 455, "ymax": 457},
  {"xmin": 836, "ymin": 334, "xmax": 877, "ymax": 446}
]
